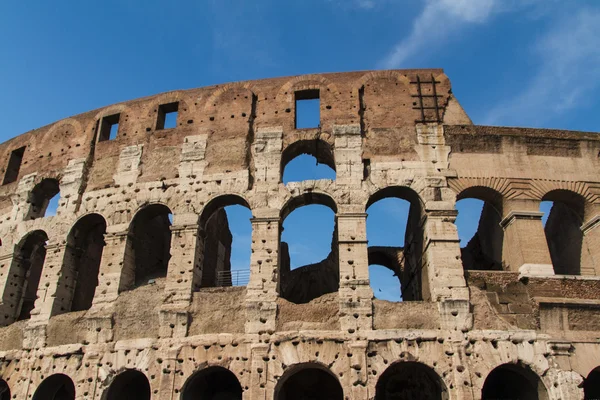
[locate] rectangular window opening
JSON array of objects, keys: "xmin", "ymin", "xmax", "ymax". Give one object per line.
[
  {"xmin": 295, "ymin": 89, "xmax": 320, "ymax": 129},
  {"xmin": 98, "ymin": 113, "xmax": 120, "ymax": 142},
  {"xmin": 156, "ymin": 102, "xmax": 179, "ymax": 130},
  {"xmin": 2, "ymin": 146, "xmax": 25, "ymax": 185}
]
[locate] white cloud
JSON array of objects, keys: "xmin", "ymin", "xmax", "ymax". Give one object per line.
[
  {"xmin": 379, "ymin": 0, "xmax": 498, "ymax": 68},
  {"xmin": 484, "ymin": 8, "xmax": 600, "ymax": 126}
]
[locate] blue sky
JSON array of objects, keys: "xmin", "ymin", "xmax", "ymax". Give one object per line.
[{"xmin": 2, "ymin": 1, "xmax": 599, "ymax": 301}]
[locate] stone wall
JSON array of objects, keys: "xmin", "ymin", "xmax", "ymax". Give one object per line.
[{"xmin": 0, "ymin": 70, "xmax": 597, "ymax": 399}]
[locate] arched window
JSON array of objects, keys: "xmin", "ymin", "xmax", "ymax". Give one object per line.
[
  {"xmin": 540, "ymin": 190, "xmax": 588, "ymax": 275},
  {"xmin": 481, "ymin": 363, "xmax": 548, "ymax": 400},
  {"xmin": 32, "ymin": 374, "xmax": 75, "ymax": 400},
  {"xmin": 62, "ymin": 214, "xmax": 107, "ymax": 312},
  {"xmin": 274, "ymin": 363, "xmax": 343, "ymax": 400},
  {"xmin": 366, "ymin": 187, "xmax": 425, "ymax": 301},
  {"xmin": 105, "ymin": 369, "xmax": 150, "ymax": 400},
  {"xmin": 584, "ymin": 367, "xmax": 600, "ymax": 400},
  {"xmin": 9, "ymin": 230, "xmax": 49, "ymax": 321},
  {"xmin": 0, "ymin": 378, "xmax": 10, "ymax": 400},
  {"xmin": 181, "ymin": 366, "xmax": 242, "ymax": 400},
  {"xmin": 198, "ymin": 195, "xmax": 252, "ymax": 288},
  {"xmin": 279, "ymin": 193, "xmax": 338, "ymax": 304},
  {"xmin": 375, "ymin": 362, "xmax": 446, "ymax": 400},
  {"xmin": 124, "ymin": 204, "xmax": 172, "ymax": 290},
  {"xmin": 281, "ymin": 140, "xmax": 335, "ymax": 183},
  {"xmin": 455, "ymin": 187, "xmax": 504, "ymax": 271},
  {"xmin": 27, "ymin": 178, "xmax": 61, "ymax": 219}
]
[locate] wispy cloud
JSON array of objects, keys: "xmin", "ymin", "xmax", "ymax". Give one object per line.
[
  {"xmin": 484, "ymin": 8, "xmax": 600, "ymax": 126},
  {"xmin": 379, "ymin": 0, "xmax": 498, "ymax": 68}
]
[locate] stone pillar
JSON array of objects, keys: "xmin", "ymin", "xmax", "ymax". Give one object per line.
[
  {"xmin": 245, "ymin": 212, "xmax": 279, "ymax": 334},
  {"xmin": 337, "ymin": 210, "xmax": 373, "ymax": 335},
  {"xmin": 501, "ymin": 200, "xmax": 553, "ymax": 276},
  {"xmin": 421, "ymin": 204, "xmax": 472, "ymax": 331},
  {"xmin": 333, "ymin": 124, "xmax": 363, "ymax": 185},
  {"xmin": 0, "ymin": 251, "xmax": 23, "ymax": 326},
  {"xmin": 581, "ymin": 215, "xmax": 600, "ymax": 275},
  {"xmin": 9, "ymin": 173, "xmax": 37, "ymax": 222},
  {"xmin": 249, "ymin": 343, "xmax": 270, "ymax": 400},
  {"xmin": 253, "ymin": 127, "xmax": 283, "ymax": 185},
  {"xmin": 159, "ymin": 213, "xmax": 202, "ymax": 338},
  {"xmin": 348, "ymin": 341, "xmax": 368, "ymax": 399}
]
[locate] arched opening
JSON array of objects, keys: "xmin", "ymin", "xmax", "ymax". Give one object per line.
[
  {"xmin": 281, "ymin": 140, "xmax": 335, "ymax": 184},
  {"xmin": 541, "ymin": 190, "xmax": 587, "ymax": 275},
  {"xmin": 455, "ymin": 187, "xmax": 504, "ymax": 271},
  {"xmin": 105, "ymin": 369, "xmax": 150, "ymax": 400},
  {"xmin": 63, "ymin": 214, "xmax": 107, "ymax": 312},
  {"xmin": 181, "ymin": 366, "xmax": 242, "ymax": 400},
  {"xmin": 481, "ymin": 363, "xmax": 548, "ymax": 400},
  {"xmin": 27, "ymin": 178, "xmax": 61, "ymax": 219},
  {"xmin": 125, "ymin": 204, "xmax": 172, "ymax": 290},
  {"xmin": 279, "ymin": 193, "xmax": 338, "ymax": 304},
  {"xmin": 198, "ymin": 195, "xmax": 252, "ymax": 288},
  {"xmin": 32, "ymin": 374, "xmax": 75, "ymax": 400},
  {"xmin": 584, "ymin": 367, "xmax": 600, "ymax": 400},
  {"xmin": 366, "ymin": 196, "xmax": 412, "ymax": 302},
  {"xmin": 274, "ymin": 363, "xmax": 343, "ymax": 400},
  {"xmin": 11, "ymin": 230, "xmax": 49, "ymax": 321},
  {"xmin": 0, "ymin": 378, "xmax": 10, "ymax": 400},
  {"xmin": 366, "ymin": 187, "xmax": 425, "ymax": 301},
  {"xmin": 375, "ymin": 362, "xmax": 447, "ymax": 400}
]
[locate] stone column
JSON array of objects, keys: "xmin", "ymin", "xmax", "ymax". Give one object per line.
[
  {"xmin": 159, "ymin": 213, "xmax": 202, "ymax": 338},
  {"xmin": 249, "ymin": 343, "xmax": 270, "ymax": 400},
  {"xmin": 348, "ymin": 341, "xmax": 368, "ymax": 399},
  {"xmin": 0, "ymin": 251, "xmax": 23, "ymax": 326},
  {"xmin": 421, "ymin": 204, "xmax": 472, "ymax": 330},
  {"xmin": 245, "ymin": 212, "xmax": 279, "ymax": 334},
  {"xmin": 581, "ymin": 215, "xmax": 600, "ymax": 275},
  {"xmin": 501, "ymin": 200, "xmax": 553, "ymax": 276},
  {"xmin": 333, "ymin": 124, "xmax": 363, "ymax": 185},
  {"xmin": 337, "ymin": 210, "xmax": 373, "ymax": 334}
]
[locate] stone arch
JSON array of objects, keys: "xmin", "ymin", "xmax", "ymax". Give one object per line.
[
  {"xmin": 584, "ymin": 366, "xmax": 600, "ymax": 400},
  {"xmin": 0, "ymin": 378, "xmax": 10, "ymax": 400},
  {"xmin": 481, "ymin": 362, "xmax": 549, "ymax": 400},
  {"xmin": 368, "ymin": 246, "xmax": 404, "ymax": 276},
  {"xmin": 103, "ymin": 369, "xmax": 150, "ymax": 400},
  {"xmin": 144, "ymin": 91, "xmax": 194, "ymax": 130},
  {"xmin": 57, "ymin": 213, "xmax": 107, "ymax": 313},
  {"xmin": 121, "ymin": 203, "xmax": 173, "ymax": 291},
  {"xmin": 197, "ymin": 194, "xmax": 253, "ymax": 288},
  {"xmin": 274, "ymin": 362, "xmax": 343, "ymax": 400},
  {"xmin": 281, "ymin": 139, "xmax": 336, "ymax": 183},
  {"xmin": 180, "ymin": 366, "xmax": 242, "ymax": 400},
  {"xmin": 26, "ymin": 177, "xmax": 61, "ymax": 220},
  {"xmin": 455, "ymin": 186, "xmax": 504, "ymax": 271},
  {"xmin": 353, "ymin": 70, "xmax": 411, "ymax": 95},
  {"xmin": 366, "ymin": 186, "xmax": 426, "ymax": 301},
  {"xmin": 89, "ymin": 104, "xmax": 135, "ymax": 142},
  {"xmin": 375, "ymin": 361, "xmax": 448, "ymax": 400},
  {"xmin": 32, "ymin": 373, "xmax": 75, "ymax": 400},
  {"xmin": 3, "ymin": 230, "xmax": 49, "ymax": 323},
  {"xmin": 279, "ymin": 192, "xmax": 338, "ymax": 303},
  {"xmin": 276, "ymin": 74, "xmax": 341, "ymax": 104},
  {"xmin": 541, "ymin": 189, "xmax": 587, "ymax": 275},
  {"xmin": 203, "ymin": 83, "xmax": 259, "ymax": 113}
]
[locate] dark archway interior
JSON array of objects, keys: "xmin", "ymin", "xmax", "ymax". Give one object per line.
[
  {"xmin": 542, "ymin": 190, "xmax": 586, "ymax": 275},
  {"xmin": 28, "ymin": 178, "xmax": 60, "ymax": 219},
  {"xmin": 105, "ymin": 370, "xmax": 150, "ymax": 400},
  {"xmin": 481, "ymin": 364, "xmax": 547, "ymax": 400},
  {"xmin": 456, "ymin": 187, "xmax": 504, "ymax": 271},
  {"xmin": 32, "ymin": 374, "xmax": 75, "ymax": 400},
  {"xmin": 130, "ymin": 204, "xmax": 172, "ymax": 286},
  {"xmin": 584, "ymin": 368, "xmax": 600, "ymax": 400},
  {"xmin": 69, "ymin": 214, "xmax": 106, "ymax": 311},
  {"xmin": 0, "ymin": 379, "xmax": 10, "ymax": 400},
  {"xmin": 375, "ymin": 362, "xmax": 445, "ymax": 400},
  {"xmin": 276, "ymin": 366, "xmax": 343, "ymax": 400},
  {"xmin": 182, "ymin": 367, "xmax": 242, "ymax": 400},
  {"xmin": 16, "ymin": 230, "xmax": 48, "ymax": 321}
]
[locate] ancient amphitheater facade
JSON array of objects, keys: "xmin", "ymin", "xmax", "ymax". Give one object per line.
[{"xmin": 0, "ymin": 70, "xmax": 598, "ymax": 399}]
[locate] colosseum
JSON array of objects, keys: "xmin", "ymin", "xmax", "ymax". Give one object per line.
[{"xmin": 0, "ymin": 69, "xmax": 598, "ymax": 399}]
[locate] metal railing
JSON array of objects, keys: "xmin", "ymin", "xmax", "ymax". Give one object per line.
[{"xmin": 216, "ymin": 269, "xmax": 250, "ymax": 287}]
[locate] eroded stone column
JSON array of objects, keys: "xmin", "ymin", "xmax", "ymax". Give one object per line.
[
  {"xmin": 501, "ymin": 200, "xmax": 553, "ymax": 276},
  {"xmin": 581, "ymin": 215, "xmax": 600, "ymax": 275},
  {"xmin": 337, "ymin": 210, "xmax": 373, "ymax": 335},
  {"xmin": 245, "ymin": 212, "xmax": 279, "ymax": 334}
]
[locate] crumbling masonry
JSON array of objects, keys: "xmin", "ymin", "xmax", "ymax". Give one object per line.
[{"xmin": 0, "ymin": 70, "xmax": 598, "ymax": 399}]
